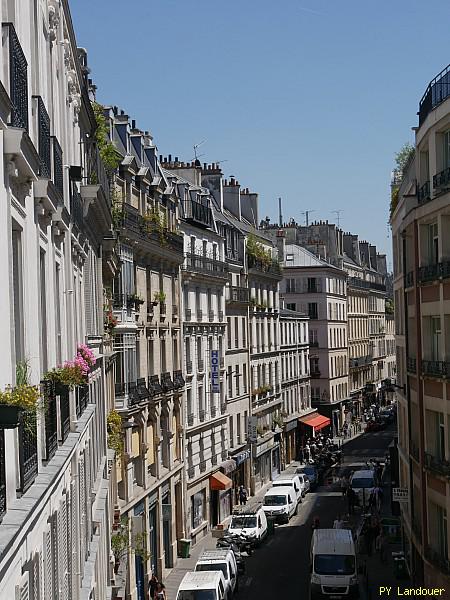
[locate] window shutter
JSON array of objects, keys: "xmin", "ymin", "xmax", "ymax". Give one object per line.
[
  {"xmin": 69, "ymin": 481, "xmax": 78, "ymax": 600},
  {"xmin": 51, "ymin": 514, "xmax": 59, "ymax": 598},
  {"xmin": 85, "ymin": 445, "xmax": 92, "ymax": 546},
  {"xmin": 43, "ymin": 527, "xmax": 53, "ymax": 600},
  {"xmin": 31, "ymin": 552, "xmax": 41, "ymax": 600},
  {"xmin": 15, "ymin": 572, "xmax": 29, "ymax": 600},
  {"xmin": 79, "ymin": 455, "xmax": 86, "ymax": 565},
  {"xmin": 60, "ymin": 495, "xmax": 69, "ymax": 598},
  {"xmin": 84, "ymin": 252, "xmax": 94, "ymax": 336}
]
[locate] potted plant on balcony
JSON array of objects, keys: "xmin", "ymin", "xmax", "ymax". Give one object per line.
[
  {"xmin": 153, "ymin": 291, "xmax": 166, "ymax": 304},
  {"xmin": 0, "ymin": 361, "xmax": 42, "ymax": 431},
  {"xmin": 143, "ymin": 207, "xmax": 168, "ymax": 245},
  {"xmin": 104, "ymin": 309, "xmax": 118, "ymax": 335},
  {"xmin": 107, "ymin": 410, "xmax": 124, "ymax": 457}
]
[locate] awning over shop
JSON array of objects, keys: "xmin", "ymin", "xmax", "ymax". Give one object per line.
[
  {"xmin": 210, "ymin": 471, "xmax": 233, "ymax": 491},
  {"xmin": 299, "ymin": 413, "xmax": 331, "ymax": 432},
  {"xmin": 219, "ymin": 459, "xmax": 237, "ymax": 474}
]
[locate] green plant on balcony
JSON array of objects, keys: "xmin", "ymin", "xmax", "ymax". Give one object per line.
[
  {"xmin": 92, "ymin": 102, "xmax": 122, "ymax": 174},
  {"xmin": 143, "ymin": 207, "xmax": 168, "ymax": 244},
  {"xmin": 273, "ymin": 414, "xmax": 284, "ymax": 428},
  {"xmin": 104, "ymin": 309, "xmax": 118, "ymax": 335},
  {"xmin": 385, "ymin": 298, "xmax": 394, "ymax": 315},
  {"xmin": 153, "ymin": 290, "xmax": 166, "ymax": 303},
  {"xmin": 0, "ymin": 361, "xmax": 43, "ymax": 434},
  {"xmin": 107, "ymin": 410, "xmax": 124, "ymax": 456},
  {"xmin": 247, "ymin": 234, "xmax": 272, "ymax": 265},
  {"xmin": 111, "ymin": 188, "xmax": 124, "ymax": 230}
]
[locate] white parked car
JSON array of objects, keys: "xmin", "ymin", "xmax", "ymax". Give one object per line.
[
  {"xmin": 228, "ymin": 502, "xmax": 268, "ymax": 544},
  {"xmin": 195, "ymin": 549, "xmax": 238, "ymax": 596},
  {"xmin": 262, "ymin": 486, "xmax": 297, "ymax": 524},
  {"xmin": 177, "ymin": 571, "xmax": 228, "ymax": 600},
  {"xmin": 272, "ymin": 474, "xmax": 303, "ymax": 505}
]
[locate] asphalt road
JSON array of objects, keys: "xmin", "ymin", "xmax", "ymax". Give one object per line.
[{"xmin": 235, "ymin": 424, "xmax": 396, "ymax": 600}]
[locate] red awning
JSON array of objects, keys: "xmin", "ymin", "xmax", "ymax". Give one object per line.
[
  {"xmin": 210, "ymin": 471, "xmax": 233, "ymax": 491},
  {"xmin": 299, "ymin": 414, "xmax": 331, "ymax": 432}
]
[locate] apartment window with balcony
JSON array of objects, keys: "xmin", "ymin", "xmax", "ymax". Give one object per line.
[
  {"xmin": 428, "ymin": 222, "xmax": 439, "ymax": 265},
  {"xmin": 429, "ymin": 501, "xmax": 448, "ymax": 561},
  {"xmin": 243, "ymin": 363, "xmax": 248, "ymax": 393},
  {"xmin": 229, "ymin": 416, "xmax": 234, "ymax": 448},
  {"xmin": 55, "ymin": 264, "xmax": 62, "ymax": 366},
  {"xmin": 227, "ymin": 318, "xmax": 232, "ymax": 349},
  {"xmin": 160, "ymin": 339, "xmax": 166, "ymax": 373},
  {"xmin": 287, "ymin": 303, "xmax": 296, "ymax": 311},
  {"xmin": 39, "ymin": 250, "xmax": 48, "ymax": 374},
  {"xmin": 236, "ymin": 365, "xmax": 240, "ymax": 396},
  {"xmin": 12, "ymin": 225, "xmax": 24, "ymax": 364},
  {"xmin": 228, "ymin": 366, "xmax": 233, "ymax": 397},
  {"xmin": 234, "ymin": 317, "xmax": 239, "ymax": 348},
  {"xmin": 431, "ymin": 316, "xmax": 442, "ymax": 361},
  {"xmin": 242, "ymin": 317, "xmax": 246, "ymax": 348}
]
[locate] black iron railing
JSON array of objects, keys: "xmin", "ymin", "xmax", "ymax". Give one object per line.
[
  {"xmin": 115, "ymin": 381, "xmax": 141, "ymax": 406},
  {"xmin": 122, "ymin": 203, "xmax": 183, "ymax": 254},
  {"xmin": 84, "ymin": 141, "xmax": 110, "ymax": 199},
  {"xmin": 18, "ymin": 414, "xmax": 38, "ymax": 493},
  {"xmin": 35, "ymin": 96, "xmax": 51, "ymax": 178},
  {"xmin": 161, "ymin": 372, "xmax": 174, "ymax": 393},
  {"xmin": 52, "ymin": 136, "xmax": 64, "ymax": 199},
  {"xmin": 75, "ymin": 385, "xmax": 89, "ymax": 419},
  {"xmin": 418, "ymin": 181, "xmax": 431, "ymax": 204},
  {"xmin": 407, "ymin": 357, "xmax": 417, "ymax": 373},
  {"xmin": 348, "ymin": 277, "xmax": 386, "ymax": 292},
  {"xmin": 247, "ymin": 254, "xmax": 282, "ymax": 278},
  {"xmin": 185, "ymin": 199, "xmax": 213, "ymax": 227},
  {"xmin": 424, "ymin": 452, "xmax": 450, "ymax": 478},
  {"xmin": 349, "ymin": 355, "xmax": 373, "ymax": 368},
  {"xmin": 42, "ymin": 381, "xmax": 57, "ymax": 461},
  {"xmin": 5, "ymin": 23, "xmax": 28, "ymax": 131},
  {"xmin": 173, "ymin": 370, "xmax": 185, "ymax": 389},
  {"xmin": 405, "ymin": 271, "xmax": 414, "ymax": 288},
  {"xmin": 227, "ymin": 286, "xmax": 250, "ymax": 303},
  {"xmin": 198, "ymin": 359, "xmax": 205, "ymax": 372},
  {"xmin": 422, "ymin": 360, "xmax": 450, "ymax": 378},
  {"xmin": 148, "ymin": 375, "xmax": 163, "ymax": 396},
  {"xmin": 59, "ymin": 385, "xmax": 70, "ymax": 442},
  {"xmin": 0, "ymin": 431, "xmax": 5, "ymax": 520},
  {"xmin": 186, "ymin": 361, "xmax": 193, "ymax": 374},
  {"xmin": 419, "ymin": 64, "xmax": 450, "ymax": 126},
  {"xmin": 136, "ymin": 377, "xmax": 150, "ymax": 401},
  {"xmin": 309, "ymin": 340, "xmax": 319, "ymax": 347},
  {"xmin": 187, "ymin": 413, "xmax": 194, "ymax": 426},
  {"xmin": 418, "ymin": 261, "xmax": 450, "ymax": 283},
  {"xmin": 182, "ymin": 252, "xmax": 229, "ymax": 279},
  {"xmin": 70, "ymin": 188, "xmax": 84, "ymax": 230},
  {"xmin": 433, "ymin": 167, "xmax": 450, "ymax": 190}
]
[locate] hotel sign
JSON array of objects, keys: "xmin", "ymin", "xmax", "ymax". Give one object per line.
[{"xmin": 211, "ymin": 350, "xmax": 220, "ymax": 394}]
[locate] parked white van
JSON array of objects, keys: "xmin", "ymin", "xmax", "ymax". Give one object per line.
[
  {"xmin": 310, "ymin": 529, "xmax": 358, "ymax": 600},
  {"xmin": 272, "ymin": 473, "xmax": 304, "ymax": 505},
  {"xmin": 228, "ymin": 502, "xmax": 268, "ymax": 543},
  {"xmin": 195, "ymin": 549, "xmax": 238, "ymax": 596},
  {"xmin": 177, "ymin": 571, "xmax": 228, "ymax": 600},
  {"xmin": 262, "ymin": 486, "xmax": 297, "ymax": 524},
  {"xmin": 350, "ymin": 469, "xmax": 375, "ymax": 505}
]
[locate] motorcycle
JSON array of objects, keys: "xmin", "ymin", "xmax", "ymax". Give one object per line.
[{"xmin": 217, "ymin": 532, "xmax": 254, "ymax": 556}]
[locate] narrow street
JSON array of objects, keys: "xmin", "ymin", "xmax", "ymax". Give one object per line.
[{"xmin": 236, "ymin": 425, "xmax": 396, "ymax": 599}]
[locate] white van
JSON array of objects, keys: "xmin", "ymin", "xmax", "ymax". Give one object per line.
[
  {"xmin": 272, "ymin": 473, "xmax": 304, "ymax": 504},
  {"xmin": 262, "ymin": 486, "xmax": 297, "ymax": 524},
  {"xmin": 228, "ymin": 502, "xmax": 268, "ymax": 543},
  {"xmin": 310, "ymin": 529, "xmax": 358, "ymax": 600},
  {"xmin": 177, "ymin": 571, "xmax": 227, "ymax": 600},
  {"xmin": 350, "ymin": 469, "xmax": 375, "ymax": 504},
  {"xmin": 195, "ymin": 549, "xmax": 238, "ymax": 596},
  {"xmin": 297, "ymin": 472, "xmax": 310, "ymax": 495}
]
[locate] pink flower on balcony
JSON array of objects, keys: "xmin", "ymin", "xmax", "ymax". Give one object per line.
[{"xmin": 77, "ymin": 343, "xmax": 96, "ymax": 367}]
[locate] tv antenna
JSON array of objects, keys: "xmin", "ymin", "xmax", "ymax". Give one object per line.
[
  {"xmin": 331, "ymin": 210, "xmax": 343, "ymax": 228},
  {"xmin": 193, "ymin": 139, "xmax": 206, "ymax": 161},
  {"xmin": 215, "ymin": 159, "xmax": 228, "ymax": 165},
  {"xmin": 301, "ymin": 210, "xmax": 315, "ymax": 226}
]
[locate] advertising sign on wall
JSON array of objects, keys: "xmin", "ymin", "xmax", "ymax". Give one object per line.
[{"xmin": 211, "ymin": 349, "xmax": 220, "ymax": 394}]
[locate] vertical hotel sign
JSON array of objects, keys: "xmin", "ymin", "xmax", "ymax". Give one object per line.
[{"xmin": 211, "ymin": 350, "xmax": 220, "ymax": 394}]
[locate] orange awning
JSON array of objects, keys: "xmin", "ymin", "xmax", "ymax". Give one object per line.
[
  {"xmin": 299, "ymin": 414, "xmax": 331, "ymax": 432},
  {"xmin": 210, "ymin": 471, "xmax": 233, "ymax": 491}
]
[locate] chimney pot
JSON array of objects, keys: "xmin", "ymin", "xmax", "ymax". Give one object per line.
[
  {"xmin": 132, "ymin": 119, "xmax": 136, "ymax": 129},
  {"xmin": 168, "ymin": 154, "xmax": 172, "ymax": 162},
  {"xmin": 159, "ymin": 154, "xmax": 163, "ymax": 162},
  {"xmin": 175, "ymin": 157, "xmax": 179, "ymax": 162},
  {"xmin": 203, "ymin": 162, "xmax": 207, "ymax": 170}
]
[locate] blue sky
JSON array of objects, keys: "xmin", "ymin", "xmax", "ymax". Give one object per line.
[{"xmin": 71, "ymin": 0, "xmax": 450, "ymax": 265}]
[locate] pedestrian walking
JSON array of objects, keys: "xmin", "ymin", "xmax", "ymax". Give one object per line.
[
  {"xmin": 148, "ymin": 575, "xmax": 158, "ymax": 599},
  {"xmin": 376, "ymin": 530, "xmax": 388, "ymax": 563},
  {"xmin": 341, "ymin": 475, "xmax": 349, "ymax": 497},
  {"xmin": 238, "ymin": 485, "xmax": 248, "ymax": 505},
  {"xmin": 333, "ymin": 515, "xmax": 344, "ymax": 529},
  {"xmin": 154, "ymin": 582, "xmax": 167, "ymax": 600},
  {"xmin": 368, "ymin": 489, "xmax": 376, "ymax": 513}
]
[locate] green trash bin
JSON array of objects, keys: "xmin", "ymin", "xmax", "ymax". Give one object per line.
[
  {"xmin": 267, "ymin": 516, "xmax": 275, "ymax": 536},
  {"xmin": 179, "ymin": 538, "xmax": 191, "ymax": 558}
]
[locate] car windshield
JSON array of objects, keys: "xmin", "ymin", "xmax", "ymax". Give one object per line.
[
  {"xmin": 314, "ymin": 554, "xmax": 355, "ymax": 575},
  {"xmin": 351, "ymin": 477, "xmax": 374, "ymax": 489},
  {"xmin": 230, "ymin": 516, "xmax": 257, "ymax": 529},
  {"xmin": 273, "ymin": 481, "xmax": 293, "ymax": 488},
  {"xmin": 196, "ymin": 563, "xmax": 228, "ymax": 578},
  {"xmin": 178, "ymin": 591, "xmax": 217, "ymax": 600},
  {"xmin": 264, "ymin": 495, "xmax": 286, "ymax": 506}
]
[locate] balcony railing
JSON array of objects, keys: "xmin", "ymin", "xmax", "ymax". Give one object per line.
[
  {"xmin": 309, "ymin": 340, "xmax": 319, "ymax": 347},
  {"xmin": 59, "ymin": 386, "xmax": 70, "ymax": 442},
  {"xmin": 0, "ymin": 431, "xmax": 5, "ymax": 520},
  {"xmin": 418, "ymin": 261, "xmax": 450, "ymax": 284},
  {"xmin": 148, "ymin": 375, "xmax": 163, "ymax": 396},
  {"xmin": 186, "ymin": 361, "xmax": 193, "ymax": 374},
  {"xmin": 227, "ymin": 286, "xmax": 250, "ymax": 304},
  {"xmin": 35, "ymin": 96, "xmax": 51, "ymax": 178},
  {"xmin": 349, "ymin": 355, "xmax": 372, "ymax": 368},
  {"xmin": 5, "ymin": 23, "xmax": 28, "ymax": 131},
  {"xmin": 182, "ymin": 252, "xmax": 229, "ymax": 279},
  {"xmin": 247, "ymin": 254, "xmax": 282, "ymax": 278},
  {"xmin": 310, "ymin": 370, "xmax": 321, "ymax": 378},
  {"xmin": 199, "ymin": 460, "xmax": 207, "ymax": 472},
  {"xmin": 407, "ymin": 357, "xmax": 417, "ymax": 374},
  {"xmin": 422, "ymin": 360, "xmax": 450, "ymax": 378},
  {"xmin": 42, "ymin": 381, "xmax": 57, "ymax": 461},
  {"xmin": 173, "ymin": 370, "xmax": 185, "ymax": 389},
  {"xmin": 136, "ymin": 377, "xmax": 151, "ymax": 401},
  {"xmin": 418, "ymin": 181, "xmax": 431, "ymax": 204},
  {"xmin": 208, "ymin": 310, "xmax": 215, "ymax": 322},
  {"xmin": 199, "ymin": 410, "xmax": 206, "ymax": 422},
  {"xmin": 184, "ymin": 199, "xmax": 213, "ymax": 228},
  {"xmin": 70, "ymin": 188, "xmax": 84, "ymax": 231},
  {"xmin": 187, "ymin": 413, "xmax": 194, "ymax": 427},
  {"xmin": 75, "ymin": 385, "xmax": 89, "ymax": 418},
  {"xmin": 161, "ymin": 372, "xmax": 174, "ymax": 393},
  {"xmin": 84, "ymin": 140, "xmax": 110, "ymax": 200},
  {"xmin": 348, "ymin": 277, "xmax": 386, "ymax": 292},
  {"xmin": 405, "ymin": 271, "xmax": 414, "ymax": 288},
  {"xmin": 424, "ymin": 546, "xmax": 450, "ymax": 575},
  {"xmin": 18, "ymin": 414, "xmax": 38, "ymax": 493},
  {"xmin": 185, "ymin": 309, "xmax": 192, "ymax": 321},
  {"xmin": 433, "ymin": 167, "xmax": 450, "ymax": 191},
  {"xmin": 424, "ymin": 452, "xmax": 450, "ymax": 478},
  {"xmin": 419, "ymin": 63, "xmax": 450, "ymax": 126},
  {"xmin": 198, "ymin": 359, "xmax": 205, "ymax": 372},
  {"xmin": 122, "ymin": 203, "xmax": 183, "ymax": 254},
  {"xmin": 51, "ymin": 136, "xmax": 64, "ymax": 200}
]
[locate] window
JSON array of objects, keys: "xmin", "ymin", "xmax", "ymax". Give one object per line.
[
  {"xmin": 228, "ymin": 366, "xmax": 233, "ymax": 397},
  {"xmin": 236, "ymin": 365, "xmax": 240, "ymax": 396},
  {"xmin": 307, "ymin": 277, "xmax": 318, "ymax": 292},
  {"xmin": 444, "ymin": 130, "xmax": 450, "ymax": 169},
  {"xmin": 243, "ymin": 363, "xmax": 247, "ymax": 393},
  {"xmin": 55, "ymin": 264, "xmax": 62, "ymax": 365},
  {"xmin": 428, "ymin": 223, "xmax": 439, "ymax": 264},
  {"xmin": 227, "ymin": 317, "xmax": 232, "ymax": 349},
  {"xmin": 234, "ymin": 316, "xmax": 239, "ymax": 348},
  {"xmin": 12, "ymin": 226, "xmax": 24, "ymax": 364},
  {"xmin": 237, "ymin": 413, "xmax": 241, "ymax": 444},
  {"xmin": 160, "ymin": 339, "xmax": 166, "ymax": 373},
  {"xmin": 308, "ymin": 303, "xmax": 318, "ymax": 320},
  {"xmin": 192, "ymin": 490, "xmax": 206, "ymax": 529},
  {"xmin": 286, "ymin": 278, "xmax": 295, "ymax": 293},
  {"xmin": 229, "ymin": 415, "xmax": 234, "ymax": 447},
  {"xmin": 431, "ymin": 316, "xmax": 441, "ymax": 361},
  {"xmin": 286, "ymin": 303, "xmax": 296, "ymax": 311},
  {"xmin": 242, "ymin": 317, "xmax": 247, "ymax": 348}
]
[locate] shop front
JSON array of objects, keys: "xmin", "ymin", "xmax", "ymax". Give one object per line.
[
  {"xmin": 253, "ymin": 436, "xmax": 280, "ymax": 491},
  {"xmin": 283, "ymin": 418, "xmax": 298, "ymax": 466},
  {"xmin": 230, "ymin": 448, "xmax": 251, "ymax": 502},
  {"xmin": 209, "ymin": 470, "xmax": 233, "ymax": 526}
]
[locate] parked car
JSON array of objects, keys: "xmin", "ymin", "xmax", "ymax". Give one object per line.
[
  {"xmin": 177, "ymin": 571, "xmax": 228, "ymax": 600},
  {"xmin": 228, "ymin": 501, "xmax": 268, "ymax": 544},
  {"xmin": 350, "ymin": 469, "xmax": 376, "ymax": 506},
  {"xmin": 297, "ymin": 472, "xmax": 310, "ymax": 495},
  {"xmin": 262, "ymin": 486, "xmax": 297, "ymax": 524},
  {"xmin": 195, "ymin": 549, "xmax": 239, "ymax": 596},
  {"xmin": 272, "ymin": 474, "xmax": 304, "ymax": 505},
  {"xmin": 365, "ymin": 420, "xmax": 381, "ymax": 432},
  {"xmin": 297, "ymin": 465, "xmax": 319, "ymax": 489}
]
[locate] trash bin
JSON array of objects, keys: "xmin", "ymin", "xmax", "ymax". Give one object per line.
[
  {"xmin": 178, "ymin": 538, "xmax": 191, "ymax": 558},
  {"xmin": 392, "ymin": 552, "xmax": 408, "ymax": 580},
  {"xmin": 267, "ymin": 516, "xmax": 275, "ymax": 536}
]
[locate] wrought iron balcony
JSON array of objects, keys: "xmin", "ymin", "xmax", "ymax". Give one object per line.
[
  {"xmin": 405, "ymin": 271, "xmax": 414, "ymax": 288},
  {"xmin": 52, "ymin": 136, "xmax": 64, "ymax": 199},
  {"xmin": 184, "ymin": 199, "xmax": 213, "ymax": 228},
  {"xmin": 122, "ymin": 203, "xmax": 183, "ymax": 254},
  {"xmin": 35, "ymin": 96, "xmax": 51, "ymax": 178},
  {"xmin": 0, "ymin": 431, "xmax": 5, "ymax": 520},
  {"xmin": 309, "ymin": 340, "xmax": 319, "ymax": 347},
  {"xmin": 70, "ymin": 188, "xmax": 84, "ymax": 231},
  {"xmin": 418, "ymin": 181, "xmax": 431, "ymax": 204},
  {"xmin": 348, "ymin": 277, "xmax": 386, "ymax": 292},
  {"xmin": 136, "ymin": 377, "xmax": 151, "ymax": 401},
  {"xmin": 75, "ymin": 385, "xmax": 89, "ymax": 418},
  {"xmin": 424, "ymin": 452, "xmax": 450, "ymax": 478},
  {"xmin": 18, "ymin": 414, "xmax": 38, "ymax": 493},
  {"xmin": 59, "ymin": 386, "xmax": 70, "ymax": 443},
  {"xmin": 418, "ymin": 261, "xmax": 450, "ymax": 283},
  {"xmin": 199, "ymin": 460, "xmax": 207, "ymax": 472},
  {"xmin": 84, "ymin": 140, "xmax": 110, "ymax": 199},
  {"xmin": 424, "ymin": 545, "xmax": 450, "ymax": 575},
  {"xmin": 173, "ymin": 370, "xmax": 185, "ymax": 389},
  {"xmin": 185, "ymin": 309, "xmax": 192, "ymax": 321},
  {"xmin": 199, "ymin": 410, "xmax": 206, "ymax": 422},
  {"xmin": 419, "ymin": 63, "xmax": 450, "ymax": 126},
  {"xmin": 208, "ymin": 310, "xmax": 215, "ymax": 322},
  {"xmin": 422, "ymin": 360, "xmax": 450, "ymax": 378},
  {"xmin": 4, "ymin": 23, "xmax": 28, "ymax": 131},
  {"xmin": 433, "ymin": 167, "xmax": 450, "ymax": 190},
  {"xmin": 227, "ymin": 286, "xmax": 250, "ymax": 304},
  {"xmin": 161, "ymin": 372, "xmax": 174, "ymax": 393},
  {"xmin": 407, "ymin": 357, "xmax": 417, "ymax": 373},
  {"xmin": 42, "ymin": 380, "xmax": 57, "ymax": 461},
  {"xmin": 182, "ymin": 252, "xmax": 229, "ymax": 279},
  {"xmin": 148, "ymin": 375, "xmax": 163, "ymax": 396},
  {"xmin": 247, "ymin": 254, "xmax": 282, "ymax": 278},
  {"xmin": 187, "ymin": 466, "xmax": 195, "ymax": 479},
  {"xmin": 349, "ymin": 355, "xmax": 372, "ymax": 368},
  {"xmin": 198, "ymin": 359, "xmax": 205, "ymax": 372},
  {"xmin": 186, "ymin": 361, "xmax": 193, "ymax": 374}
]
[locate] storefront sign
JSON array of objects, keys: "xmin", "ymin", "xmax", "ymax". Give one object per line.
[
  {"xmin": 255, "ymin": 437, "xmax": 276, "ymax": 458},
  {"xmin": 247, "ymin": 416, "xmax": 257, "ymax": 443},
  {"xmin": 211, "ymin": 350, "xmax": 220, "ymax": 394},
  {"xmin": 162, "ymin": 503, "xmax": 172, "ymax": 521},
  {"xmin": 392, "ymin": 488, "xmax": 409, "ymax": 503},
  {"xmin": 234, "ymin": 449, "xmax": 251, "ymax": 466}
]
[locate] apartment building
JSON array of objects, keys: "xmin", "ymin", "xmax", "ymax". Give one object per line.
[
  {"xmin": 0, "ymin": 5, "xmax": 115, "ymax": 599},
  {"xmin": 279, "ymin": 308, "xmax": 313, "ymax": 465},
  {"xmin": 281, "ymin": 244, "xmax": 348, "ymax": 436},
  {"xmin": 392, "ymin": 63, "xmax": 450, "ymax": 588}
]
